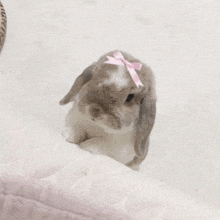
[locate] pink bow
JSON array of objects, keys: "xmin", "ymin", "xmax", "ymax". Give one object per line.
[{"xmin": 104, "ymin": 51, "xmax": 144, "ymax": 88}]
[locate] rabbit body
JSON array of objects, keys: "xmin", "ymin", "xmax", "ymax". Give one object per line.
[
  {"xmin": 60, "ymin": 50, "xmax": 156, "ymax": 169},
  {"xmin": 66, "ymin": 101, "xmax": 136, "ymax": 164}
]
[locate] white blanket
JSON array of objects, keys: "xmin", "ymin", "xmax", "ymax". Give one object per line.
[
  {"xmin": 0, "ymin": 114, "xmax": 219, "ymax": 220},
  {"xmin": 1, "ymin": 92, "xmax": 220, "ymax": 220}
]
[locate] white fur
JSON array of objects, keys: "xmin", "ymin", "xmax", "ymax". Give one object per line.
[
  {"xmin": 103, "ymin": 65, "xmax": 129, "ymax": 90},
  {"xmin": 66, "ymin": 105, "xmax": 136, "ymax": 164}
]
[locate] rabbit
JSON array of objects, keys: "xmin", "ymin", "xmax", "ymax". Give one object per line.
[{"xmin": 59, "ymin": 50, "xmax": 156, "ymax": 170}]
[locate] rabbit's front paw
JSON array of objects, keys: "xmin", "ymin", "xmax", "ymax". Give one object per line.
[{"xmin": 62, "ymin": 127, "xmax": 76, "ymax": 143}]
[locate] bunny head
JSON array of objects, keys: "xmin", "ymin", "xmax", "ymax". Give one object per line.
[{"xmin": 60, "ymin": 50, "xmax": 155, "ymax": 131}]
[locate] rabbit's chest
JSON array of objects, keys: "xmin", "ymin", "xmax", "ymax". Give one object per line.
[
  {"xmin": 106, "ymin": 130, "xmax": 136, "ymax": 164},
  {"xmin": 70, "ymin": 108, "xmax": 136, "ymax": 164},
  {"xmin": 86, "ymin": 125, "xmax": 136, "ymax": 164},
  {"xmin": 84, "ymin": 120, "xmax": 135, "ymax": 164}
]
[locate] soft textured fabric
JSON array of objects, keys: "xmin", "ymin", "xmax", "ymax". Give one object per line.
[{"xmin": 0, "ymin": 107, "xmax": 220, "ymax": 219}]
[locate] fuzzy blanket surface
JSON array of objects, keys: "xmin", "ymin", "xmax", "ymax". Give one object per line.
[{"xmin": 0, "ymin": 108, "xmax": 219, "ymax": 219}]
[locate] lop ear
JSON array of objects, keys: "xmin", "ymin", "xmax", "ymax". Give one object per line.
[
  {"xmin": 59, "ymin": 64, "xmax": 95, "ymax": 105},
  {"xmin": 127, "ymin": 92, "xmax": 156, "ymax": 170},
  {"xmin": 135, "ymin": 96, "xmax": 156, "ymax": 155}
]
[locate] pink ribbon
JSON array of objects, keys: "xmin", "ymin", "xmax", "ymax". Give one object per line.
[{"xmin": 104, "ymin": 51, "xmax": 144, "ymax": 88}]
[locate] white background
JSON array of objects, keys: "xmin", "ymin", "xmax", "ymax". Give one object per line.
[{"xmin": 1, "ymin": 0, "xmax": 220, "ymax": 209}]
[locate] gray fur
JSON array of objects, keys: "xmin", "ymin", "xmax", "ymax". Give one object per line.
[
  {"xmin": 126, "ymin": 97, "xmax": 156, "ymax": 170},
  {"xmin": 59, "ymin": 64, "xmax": 95, "ymax": 105}
]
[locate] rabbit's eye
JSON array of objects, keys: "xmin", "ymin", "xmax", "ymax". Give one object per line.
[{"xmin": 126, "ymin": 94, "xmax": 134, "ymax": 102}]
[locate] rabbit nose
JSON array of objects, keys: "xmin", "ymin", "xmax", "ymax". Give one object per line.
[{"xmin": 89, "ymin": 104, "xmax": 103, "ymax": 118}]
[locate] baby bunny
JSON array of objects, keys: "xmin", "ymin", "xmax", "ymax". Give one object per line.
[{"xmin": 59, "ymin": 50, "xmax": 156, "ymax": 170}]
